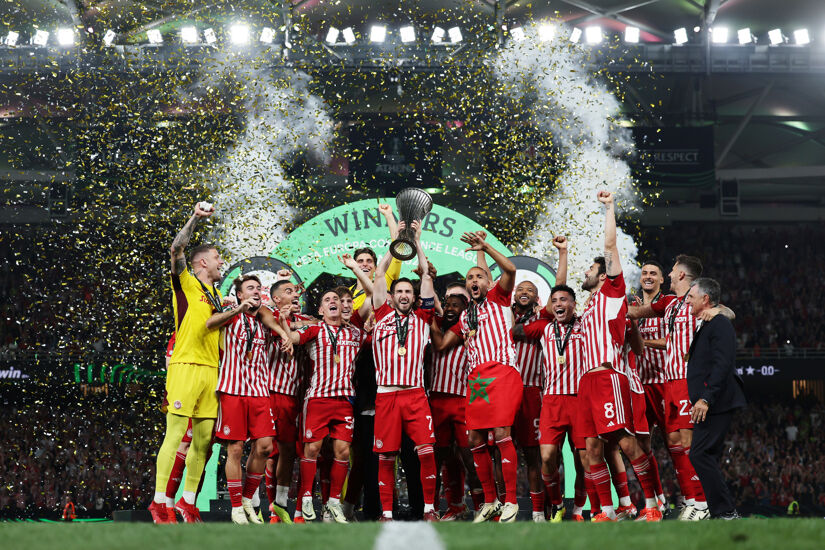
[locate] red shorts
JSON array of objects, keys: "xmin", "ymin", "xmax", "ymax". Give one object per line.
[
  {"xmin": 374, "ymin": 388, "xmax": 436, "ymax": 453},
  {"xmin": 466, "ymin": 362, "xmax": 523, "ymax": 431},
  {"xmin": 429, "ymin": 392, "xmax": 469, "ymax": 448},
  {"xmin": 215, "ymin": 393, "xmax": 276, "ymax": 441},
  {"xmin": 577, "ymin": 368, "xmax": 634, "ymax": 439},
  {"xmin": 664, "ymin": 378, "xmax": 694, "ymax": 432},
  {"xmin": 302, "ymin": 397, "xmax": 354, "ymax": 444},
  {"xmin": 181, "ymin": 419, "xmax": 193, "ymax": 444},
  {"xmin": 631, "ymin": 391, "xmax": 650, "ymax": 435},
  {"xmin": 513, "ymin": 386, "xmax": 542, "ymax": 447},
  {"xmin": 539, "ymin": 394, "xmax": 584, "ymax": 449},
  {"xmin": 643, "ymin": 382, "xmax": 667, "ymax": 431},
  {"xmin": 270, "ymin": 392, "xmax": 299, "ymax": 444}
]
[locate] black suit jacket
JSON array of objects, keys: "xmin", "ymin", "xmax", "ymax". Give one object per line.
[{"xmin": 686, "ymin": 314, "xmax": 746, "ymax": 414}]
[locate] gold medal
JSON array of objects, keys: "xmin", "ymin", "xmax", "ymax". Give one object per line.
[
  {"xmin": 468, "ymin": 329, "xmax": 477, "ymax": 338},
  {"xmin": 684, "ymin": 353, "xmax": 690, "ymax": 362},
  {"xmin": 558, "ymin": 355, "xmax": 565, "ymax": 365},
  {"xmin": 334, "ymin": 353, "xmax": 341, "ymax": 364},
  {"xmin": 398, "ymin": 346, "xmax": 407, "ymax": 356},
  {"xmin": 246, "ymin": 351, "xmax": 252, "ymax": 361}
]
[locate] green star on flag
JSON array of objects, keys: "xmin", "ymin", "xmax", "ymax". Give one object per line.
[{"xmin": 469, "ymin": 376, "xmax": 496, "ymax": 404}]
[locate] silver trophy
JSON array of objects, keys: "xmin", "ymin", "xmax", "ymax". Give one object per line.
[{"xmin": 389, "ymin": 188, "xmax": 433, "ymax": 261}]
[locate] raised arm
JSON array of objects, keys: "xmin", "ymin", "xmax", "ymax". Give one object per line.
[
  {"xmin": 414, "ymin": 221, "xmax": 434, "ymax": 300},
  {"xmin": 461, "ymin": 231, "xmax": 516, "ymax": 293},
  {"xmin": 474, "ymin": 230, "xmax": 493, "ymax": 280},
  {"xmin": 371, "ymin": 248, "xmax": 393, "ymax": 309},
  {"xmin": 340, "ymin": 253, "xmax": 374, "ymax": 297},
  {"xmin": 551, "ymin": 235, "xmax": 568, "ymax": 286},
  {"xmin": 170, "ymin": 202, "xmax": 213, "ymax": 274},
  {"xmin": 597, "ymin": 191, "xmax": 621, "ymax": 277},
  {"xmin": 379, "ymin": 203, "xmax": 399, "ymax": 240}
]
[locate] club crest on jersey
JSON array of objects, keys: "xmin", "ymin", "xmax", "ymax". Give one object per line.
[
  {"xmin": 173, "ymin": 400, "xmax": 182, "ymax": 409},
  {"xmin": 223, "ymin": 425, "xmax": 231, "ymax": 435},
  {"xmin": 305, "ymin": 429, "xmax": 313, "ymax": 439},
  {"xmin": 375, "ymin": 439, "xmax": 383, "ymax": 449}
]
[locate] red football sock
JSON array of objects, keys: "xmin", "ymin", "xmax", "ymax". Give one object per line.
[
  {"xmin": 647, "ymin": 450, "xmax": 664, "ymax": 498},
  {"xmin": 471, "ymin": 444, "xmax": 497, "ymax": 503},
  {"xmin": 165, "ymin": 451, "xmax": 186, "ymax": 500},
  {"xmin": 574, "ymin": 485, "xmax": 588, "ymax": 508},
  {"xmin": 265, "ymin": 465, "xmax": 276, "ymax": 506},
  {"xmin": 530, "ymin": 491, "xmax": 545, "ymax": 513},
  {"xmin": 471, "ymin": 489, "xmax": 484, "ymax": 511},
  {"xmin": 417, "ymin": 445, "xmax": 437, "ymax": 506},
  {"xmin": 378, "ymin": 454, "xmax": 396, "ymax": 516},
  {"xmin": 228, "ymin": 478, "xmax": 243, "ymax": 508},
  {"xmin": 495, "ymin": 437, "xmax": 518, "ymax": 505},
  {"xmin": 242, "ymin": 471, "xmax": 263, "ymax": 500},
  {"xmin": 684, "ymin": 447, "xmax": 707, "ymax": 502},
  {"xmin": 668, "ymin": 444, "xmax": 694, "ymax": 500},
  {"xmin": 299, "ymin": 458, "xmax": 316, "ymax": 499},
  {"xmin": 590, "ymin": 461, "xmax": 613, "ymax": 511},
  {"xmin": 630, "ymin": 454, "xmax": 656, "ymax": 500},
  {"xmin": 328, "ymin": 459, "xmax": 348, "ymax": 501},
  {"xmin": 584, "ymin": 471, "xmax": 600, "ymax": 513},
  {"xmin": 613, "ymin": 470, "xmax": 630, "ymax": 500},
  {"xmin": 542, "ymin": 471, "xmax": 563, "ymax": 506}
]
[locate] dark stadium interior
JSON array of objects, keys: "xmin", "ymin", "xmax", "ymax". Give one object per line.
[{"xmin": 2, "ymin": 0, "xmax": 825, "ymax": 524}]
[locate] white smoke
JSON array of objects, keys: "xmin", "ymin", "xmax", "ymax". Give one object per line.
[
  {"xmin": 185, "ymin": 51, "xmax": 334, "ymax": 263},
  {"xmin": 491, "ymin": 21, "xmax": 641, "ymax": 291}
]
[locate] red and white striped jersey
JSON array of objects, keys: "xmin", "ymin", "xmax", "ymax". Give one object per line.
[
  {"xmin": 522, "ymin": 316, "xmax": 585, "ymax": 395},
  {"xmin": 652, "ymin": 294, "xmax": 695, "ymax": 380},
  {"xmin": 429, "ymin": 317, "xmax": 468, "ymax": 396},
  {"xmin": 580, "ymin": 273, "xmax": 628, "ymax": 373},
  {"xmin": 298, "ymin": 320, "xmax": 366, "ymax": 399},
  {"xmin": 450, "ymin": 282, "xmax": 517, "ymax": 373},
  {"xmin": 217, "ymin": 312, "xmax": 270, "ymax": 397},
  {"xmin": 269, "ymin": 310, "xmax": 313, "ymax": 396},
  {"xmin": 512, "ymin": 310, "xmax": 544, "ymax": 387},
  {"xmin": 637, "ymin": 310, "xmax": 668, "ymax": 385},
  {"xmin": 372, "ymin": 302, "xmax": 435, "ymax": 387}
]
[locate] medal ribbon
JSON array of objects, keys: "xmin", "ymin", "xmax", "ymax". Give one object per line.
[
  {"xmin": 395, "ymin": 311, "xmax": 410, "ymax": 349},
  {"xmin": 196, "ymin": 276, "xmax": 223, "ymax": 312},
  {"xmin": 467, "ymin": 300, "xmax": 481, "ymax": 332},
  {"xmin": 242, "ymin": 313, "xmax": 256, "ymax": 358},
  {"xmin": 667, "ymin": 295, "xmax": 687, "ymax": 338},
  {"xmin": 553, "ymin": 319, "xmax": 575, "ymax": 359},
  {"xmin": 325, "ymin": 323, "xmax": 343, "ymax": 358}
]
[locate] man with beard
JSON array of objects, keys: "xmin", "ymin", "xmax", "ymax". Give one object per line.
[
  {"xmin": 431, "ymin": 232, "xmax": 522, "ymax": 523},
  {"xmin": 150, "ymin": 202, "xmax": 226, "ymax": 524},
  {"xmin": 279, "ymin": 287, "xmax": 371, "ymax": 523},
  {"xmin": 628, "ymin": 256, "xmax": 734, "ymax": 520},
  {"xmin": 368, "ymin": 221, "xmax": 440, "ymax": 521},
  {"xmin": 429, "ymin": 291, "xmax": 483, "ymax": 519},
  {"xmin": 212, "ymin": 275, "xmax": 278, "ymax": 524},
  {"xmin": 576, "ymin": 191, "xmax": 662, "ymax": 522},
  {"xmin": 510, "ymin": 235, "xmax": 568, "ymax": 522}
]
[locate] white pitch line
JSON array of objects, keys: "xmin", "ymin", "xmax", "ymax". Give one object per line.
[{"xmin": 373, "ymin": 521, "xmax": 445, "ymax": 550}]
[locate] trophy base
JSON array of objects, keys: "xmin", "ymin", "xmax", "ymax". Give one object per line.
[{"xmin": 389, "ymin": 238, "xmax": 416, "ymax": 261}]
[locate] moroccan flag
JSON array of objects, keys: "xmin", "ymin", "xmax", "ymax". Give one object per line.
[{"xmin": 465, "ymin": 361, "xmax": 523, "ymax": 430}]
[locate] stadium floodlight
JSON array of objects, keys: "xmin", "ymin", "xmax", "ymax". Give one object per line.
[
  {"xmin": 260, "ymin": 27, "xmax": 275, "ymax": 44},
  {"xmin": 228, "ymin": 24, "xmax": 250, "ymax": 45},
  {"xmin": 448, "ymin": 26, "xmax": 462, "ymax": 43},
  {"xmin": 585, "ymin": 26, "xmax": 602, "ymax": 44},
  {"xmin": 342, "ymin": 27, "xmax": 356, "ymax": 44},
  {"xmin": 147, "ymin": 29, "xmax": 163, "ymax": 44},
  {"xmin": 203, "ymin": 28, "xmax": 217, "ymax": 44},
  {"xmin": 4, "ymin": 31, "xmax": 19, "ymax": 46},
  {"xmin": 180, "ymin": 26, "xmax": 198, "ymax": 44},
  {"xmin": 325, "ymin": 27, "xmax": 340, "ymax": 44},
  {"xmin": 432, "ymin": 26, "xmax": 446, "ymax": 44},
  {"xmin": 56, "ymin": 28, "xmax": 75, "ymax": 46},
  {"xmin": 370, "ymin": 24, "xmax": 387, "ymax": 43},
  {"xmin": 674, "ymin": 27, "xmax": 688, "ymax": 45},
  {"xmin": 793, "ymin": 28, "xmax": 810, "ymax": 45},
  {"xmin": 768, "ymin": 28, "xmax": 784, "ymax": 45},
  {"xmin": 32, "ymin": 29, "xmax": 50, "ymax": 46},
  {"xmin": 569, "ymin": 28, "xmax": 582, "ymax": 43},
  {"xmin": 399, "ymin": 25, "xmax": 415, "ymax": 43},
  {"xmin": 737, "ymin": 28, "xmax": 754, "ymax": 45},
  {"xmin": 624, "ymin": 26, "xmax": 640, "ymax": 43},
  {"xmin": 538, "ymin": 24, "xmax": 555, "ymax": 42},
  {"xmin": 711, "ymin": 27, "xmax": 729, "ymax": 44},
  {"xmin": 510, "ymin": 26, "xmax": 526, "ymax": 41},
  {"xmin": 102, "ymin": 29, "xmax": 116, "ymax": 46}
]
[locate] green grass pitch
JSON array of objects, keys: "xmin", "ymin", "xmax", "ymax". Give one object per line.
[{"xmin": 2, "ymin": 518, "xmax": 824, "ymax": 550}]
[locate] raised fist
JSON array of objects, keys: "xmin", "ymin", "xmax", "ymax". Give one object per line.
[
  {"xmin": 597, "ymin": 191, "xmax": 614, "ymax": 205},
  {"xmin": 552, "ymin": 235, "xmax": 568, "ymax": 250}
]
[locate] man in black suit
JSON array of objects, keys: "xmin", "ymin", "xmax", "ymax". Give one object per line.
[{"xmin": 685, "ymin": 277, "xmax": 746, "ymax": 519}]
